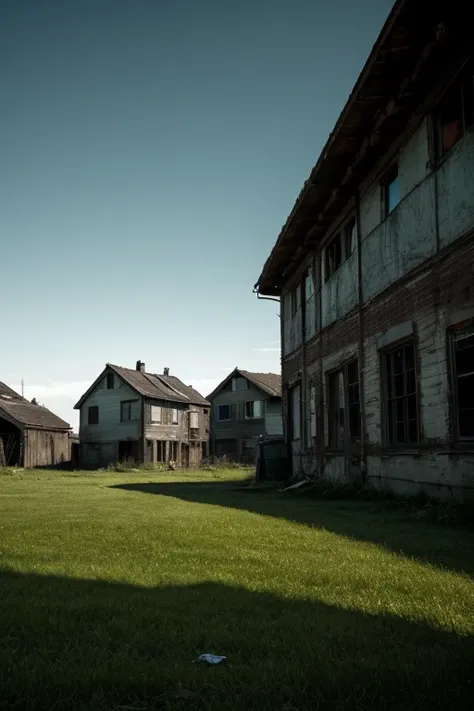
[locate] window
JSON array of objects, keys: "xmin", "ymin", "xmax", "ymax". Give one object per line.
[
  {"xmin": 106, "ymin": 373, "xmax": 114, "ymax": 390},
  {"xmin": 121, "ymin": 400, "xmax": 139, "ymax": 422},
  {"xmin": 435, "ymin": 65, "xmax": 474, "ymax": 158},
  {"xmin": 324, "ymin": 215, "xmax": 357, "ymax": 282},
  {"xmin": 88, "ymin": 405, "xmax": 99, "ymax": 425},
  {"xmin": 172, "ymin": 408, "xmax": 179, "ymax": 424},
  {"xmin": 245, "ymin": 400, "xmax": 264, "ymax": 419},
  {"xmin": 289, "ymin": 384, "xmax": 301, "ymax": 441},
  {"xmin": 328, "ymin": 371, "xmax": 344, "ymax": 449},
  {"xmin": 217, "ymin": 404, "xmax": 231, "ymax": 421},
  {"xmin": 344, "ymin": 218, "xmax": 356, "ymax": 260},
  {"xmin": 232, "ymin": 377, "xmax": 248, "ymax": 392},
  {"xmin": 304, "ymin": 265, "xmax": 317, "ymax": 341},
  {"xmin": 327, "ymin": 360, "xmax": 361, "ymax": 449},
  {"xmin": 307, "ymin": 383, "xmax": 317, "ymax": 447},
  {"xmin": 383, "ymin": 164, "xmax": 400, "ymax": 216},
  {"xmin": 347, "ymin": 360, "xmax": 361, "ymax": 440},
  {"xmin": 290, "ymin": 287, "xmax": 299, "ymax": 316},
  {"xmin": 151, "ymin": 405, "xmax": 162, "ymax": 423},
  {"xmin": 189, "ymin": 410, "xmax": 199, "ymax": 429},
  {"xmin": 383, "ymin": 342, "xmax": 418, "ymax": 445},
  {"xmin": 451, "ymin": 323, "xmax": 474, "ymax": 439}
]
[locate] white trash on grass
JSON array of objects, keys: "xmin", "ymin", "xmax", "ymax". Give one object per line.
[{"xmin": 193, "ymin": 654, "xmax": 227, "ymax": 665}]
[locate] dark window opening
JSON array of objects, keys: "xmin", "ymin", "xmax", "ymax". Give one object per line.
[
  {"xmin": 347, "ymin": 360, "xmax": 361, "ymax": 440},
  {"xmin": 203, "ymin": 409, "xmax": 208, "ymax": 415},
  {"xmin": 435, "ymin": 65, "xmax": 474, "ymax": 158},
  {"xmin": 202, "ymin": 441, "xmax": 208, "ymax": 459},
  {"xmin": 328, "ymin": 371, "xmax": 344, "ymax": 449},
  {"xmin": 452, "ymin": 325, "xmax": 474, "ymax": 439},
  {"xmin": 325, "ymin": 234, "xmax": 342, "ymax": 282},
  {"xmin": 344, "ymin": 218, "xmax": 356, "ymax": 260},
  {"xmin": 156, "ymin": 440, "xmax": 166, "ymax": 462},
  {"xmin": 120, "ymin": 400, "xmax": 138, "ymax": 422},
  {"xmin": 217, "ymin": 404, "xmax": 231, "ymax": 421},
  {"xmin": 324, "ymin": 215, "xmax": 357, "ymax": 282},
  {"xmin": 118, "ymin": 440, "xmax": 137, "ymax": 462},
  {"xmin": 383, "ymin": 164, "xmax": 400, "ymax": 216},
  {"xmin": 384, "ymin": 342, "xmax": 418, "ymax": 445},
  {"xmin": 289, "ymin": 383, "xmax": 301, "ymax": 441},
  {"xmin": 88, "ymin": 406, "xmax": 99, "ymax": 425},
  {"xmin": 290, "ymin": 288, "xmax": 299, "ymax": 316},
  {"xmin": 327, "ymin": 360, "xmax": 361, "ymax": 449},
  {"xmin": 106, "ymin": 373, "xmax": 114, "ymax": 389},
  {"xmin": 170, "ymin": 441, "xmax": 178, "ymax": 461}
]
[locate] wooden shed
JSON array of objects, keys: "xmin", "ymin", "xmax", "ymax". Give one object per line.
[{"xmin": 0, "ymin": 382, "xmax": 71, "ymax": 468}]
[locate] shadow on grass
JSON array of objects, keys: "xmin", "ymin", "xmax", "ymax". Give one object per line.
[
  {"xmin": 112, "ymin": 481, "xmax": 474, "ymax": 577},
  {"xmin": 0, "ymin": 567, "xmax": 472, "ymax": 711}
]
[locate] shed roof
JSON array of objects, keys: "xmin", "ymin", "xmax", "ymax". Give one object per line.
[{"xmin": 0, "ymin": 383, "xmax": 70, "ymax": 430}]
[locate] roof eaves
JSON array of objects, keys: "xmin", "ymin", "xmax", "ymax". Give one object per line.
[{"xmin": 254, "ymin": 0, "xmax": 408, "ymax": 295}]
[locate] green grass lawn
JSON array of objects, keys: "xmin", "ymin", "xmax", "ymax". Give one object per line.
[{"xmin": 1, "ymin": 468, "xmax": 473, "ymax": 711}]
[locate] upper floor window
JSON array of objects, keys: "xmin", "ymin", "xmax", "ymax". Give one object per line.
[
  {"xmin": 106, "ymin": 373, "xmax": 114, "ymax": 389},
  {"xmin": 435, "ymin": 64, "xmax": 474, "ymax": 158},
  {"xmin": 232, "ymin": 376, "xmax": 248, "ymax": 392},
  {"xmin": 121, "ymin": 400, "xmax": 139, "ymax": 422},
  {"xmin": 151, "ymin": 405, "xmax": 162, "ymax": 423},
  {"xmin": 216, "ymin": 404, "xmax": 231, "ymax": 421},
  {"xmin": 245, "ymin": 400, "xmax": 264, "ymax": 419},
  {"xmin": 290, "ymin": 287, "xmax": 300, "ymax": 316},
  {"xmin": 382, "ymin": 164, "xmax": 400, "ymax": 216},
  {"xmin": 324, "ymin": 215, "xmax": 356, "ymax": 282},
  {"xmin": 88, "ymin": 405, "xmax": 99, "ymax": 425},
  {"xmin": 171, "ymin": 408, "xmax": 179, "ymax": 424}
]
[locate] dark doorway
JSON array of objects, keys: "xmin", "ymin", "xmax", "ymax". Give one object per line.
[
  {"xmin": 118, "ymin": 440, "xmax": 138, "ymax": 463},
  {"xmin": 0, "ymin": 418, "xmax": 22, "ymax": 466}
]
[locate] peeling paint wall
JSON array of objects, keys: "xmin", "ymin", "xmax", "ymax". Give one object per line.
[
  {"xmin": 280, "ymin": 112, "xmax": 474, "ymax": 498},
  {"xmin": 282, "ymin": 289, "xmax": 302, "ymax": 356},
  {"xmin": 321, "ymin": 252, "xmax": 359, "ymax": 327},
  {"xmin": 438, "ymin": 130, "xmax": 474, "ymax": 247}
]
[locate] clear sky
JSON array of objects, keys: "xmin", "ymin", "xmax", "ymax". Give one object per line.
[{"xmin": 1, "ymin": 0, "xmax": 394, "ymax": 429}]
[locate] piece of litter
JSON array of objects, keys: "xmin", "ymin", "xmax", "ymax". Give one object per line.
[{"xmin": 193, "ymin": 654, "xmax": 227, "ymax": 665}]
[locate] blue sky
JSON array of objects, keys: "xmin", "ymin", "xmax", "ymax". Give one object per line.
[{"xmin": 1, "ymin": 0, "xmax": 393, "ymax": 428}]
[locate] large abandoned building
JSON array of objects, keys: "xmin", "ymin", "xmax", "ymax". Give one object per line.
[
  {"xmin": 75, "ymin": 361, "xmax": 210, "ymax": 468},
  {"xmin": 0, "ymin": 382, "xmax": 71, "ymax": 468},
  {"xmin": 255, "ymin": 0, "xmax": 474, "ymax": 498}
]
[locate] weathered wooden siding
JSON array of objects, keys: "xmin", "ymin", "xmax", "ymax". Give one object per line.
[
  {"xmin": 265, "ymin": 399, "xmax": 283, "ymax": 436},
  {"xmin": 144, "ymin": 399, "xmax": 188, "ymax": 442},
  {"xmin": 24, "ymin": 429, "xmax": 71, "ymax": 468},
  {"xmin": 279, "ymin": 91, "xmax": 474, "ymax": 498},
  {"xmin": 79, "ymin": 374, "xmax": 140, "ymax": 443}
]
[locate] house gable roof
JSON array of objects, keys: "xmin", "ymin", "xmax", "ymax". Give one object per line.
[
  {"xmin": 206, "ymin": 368, "xmax": 282, "ymax": 400},
  {"xmin": 74, "ymin": 364, "xmax": 210, "ymax": 409},
  {"xmin": 0, "ymin": 382, "xmax": 70, "ymax": 430}
]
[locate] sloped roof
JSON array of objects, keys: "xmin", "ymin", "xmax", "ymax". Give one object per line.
[
  {"xmin": 239, "ymin": 370, "xmax": 282, "ymax": 397},
  {"xmin": 0, "ymin": 384, "xmax": 70, "ymax": 430},
  {"xmin": 74, "ymin": 364, "xmax": 210, "ymax": 409},
  {"xmin": 206, "ymin": 368, "xmax": 282, "ymax": 400},
  {"xmin": 159, "ymin": 374, "xmax": 210, "ymax": 406},
  {"xmin": 254, "ymin": 0, "xmax": 472, "ymax": 294}
]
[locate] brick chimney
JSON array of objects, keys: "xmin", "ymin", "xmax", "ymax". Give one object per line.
[
  {"xmin": 163, "ymin": 367, "xmax": 170, "ymax": 376},
  {"xmin": 136, "ymin": 360, "xmax": 145, "ymax": 373}
]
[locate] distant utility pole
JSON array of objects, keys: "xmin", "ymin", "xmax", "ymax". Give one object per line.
[{"xmin": 21, "ymin": 379, "xmax": 24, "ymax": 398}]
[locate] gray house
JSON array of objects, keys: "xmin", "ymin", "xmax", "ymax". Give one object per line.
[
  {"xmin": 207, "ymin": 368, "xmax": 282, "ymax": 461},
  {"xmin": 75, "ymin": 361, "xmax": 210, "ymax": 468}
]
